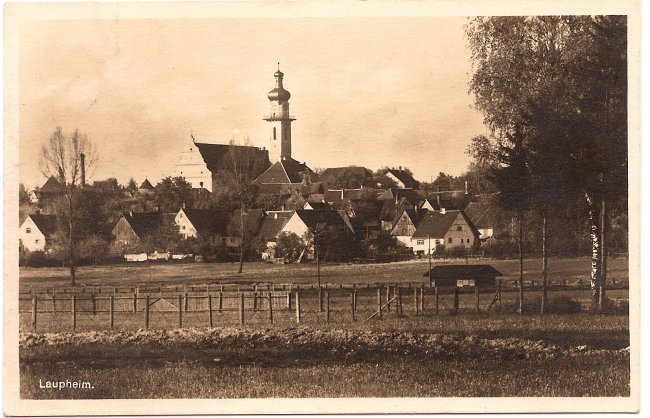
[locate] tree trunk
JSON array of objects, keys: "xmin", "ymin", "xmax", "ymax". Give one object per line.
[
  {"xmin": 541, "ymin": 208, "xmax": 548, "ymax": 315},
  {"xmin": 518, "ymin": 210, "xmax": 524, "ymax": 315},
  {"xmin": 68, "ymin": 199, "xmax": 76, "ymax": 286},
  {"xmin": 238, "ymin": 205, "xmax": 245, "ymax": 274},
  {"xmin": 586, "ymin": 193, "xmax": 602, "ymax": 307},
  {"xmin": 599, "ymin": 196, "xmax": 607, "ymax": 310}
]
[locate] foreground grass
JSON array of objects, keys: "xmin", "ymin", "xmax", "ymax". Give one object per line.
[
  {"xmin": 21, "ymin": 354, "xmax": 629, "ymax": 398},
  {"xmin": 19, "ymin": 256, "xmax": 629, "ymax": 290}
]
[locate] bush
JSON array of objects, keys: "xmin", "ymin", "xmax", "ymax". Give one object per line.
[
  {"xmin": 481, "ymin": 239, "xmax": 519, "ymax": 259},
  {"xmin": 22, "ymin": 251, "xmax": 60, "ymax": 268},
  {"xmin": 496, "ymin": 295, "xmax": 583, "ymax": 314}
]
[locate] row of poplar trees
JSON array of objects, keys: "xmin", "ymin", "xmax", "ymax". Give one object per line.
[{"xmin": 465, "ymin": 16, "xmax": 627, "ymax": 312}]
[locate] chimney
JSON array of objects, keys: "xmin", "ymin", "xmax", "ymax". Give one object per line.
[
  {"xmin": 281, "ymin": 204, "xmax": 285, "ymax": 211},
  {"xmin": 440, "ymin": 207, "xmax": 446, "ymax": 214},
  {"xmin": 129, "ymin": 210, "xmax": 133, "ymax": 217},
  {"xmin": 464, "ymin": 181, "xmax": 468, "ymax": 195},
  {"xmin": 80, "ymin": 153, "xmax": 86, "ymax": 188},
  {"xmin": 398, "ymin": 166, "xmax": 402, "ymax": 170},
  {"xmin": 274, "ymin": 213, "xmax": 278, "ymax": 219},
  {"xmin": 182, "ymin": 201, "xmax": 186, "ymax": 209}
]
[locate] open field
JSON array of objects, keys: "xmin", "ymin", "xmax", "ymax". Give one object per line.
[
  {"xmin": 19, "ymin": 256, "xmax": 629, "ymax": 290},
  {"xmin": 19, "ymin": 326, "xmax": 630, "ymax": 399}
]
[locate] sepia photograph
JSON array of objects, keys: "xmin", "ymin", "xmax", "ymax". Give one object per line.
[{"xmin": 4, "ymin": 1, "xmax": 640, "ymax": 415}]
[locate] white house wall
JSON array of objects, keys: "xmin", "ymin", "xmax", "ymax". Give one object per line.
[
  {"xmin": 175, "ymin": 137, "xmax": 212, "ymax": 190},
  {"xmin": 19, "ymin": 217, "xmax": 47, "ymax": 252},
  {"xmin": 175, "ymin": 209, "xmax": 197, "ymax": 238},
  {"xmin": 279, "ymin": 213, "xmax": 310, "ymax": 240}
]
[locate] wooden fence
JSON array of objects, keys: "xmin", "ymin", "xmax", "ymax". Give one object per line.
[{"xmin": 18, "ymin": 284, "xmax": 628, "ymax": 333}]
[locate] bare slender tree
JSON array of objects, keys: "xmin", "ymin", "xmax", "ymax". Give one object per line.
[{"xmin": 39, "ymin": 127, "xmax": 96, "ymax": 285}]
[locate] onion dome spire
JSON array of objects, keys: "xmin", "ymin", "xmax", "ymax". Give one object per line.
[{"xmin": 267, "ymin": 63, "xmax": 291, "ymax": 102}]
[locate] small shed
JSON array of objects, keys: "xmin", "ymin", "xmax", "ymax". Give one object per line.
[{"xmin": 423, "ymin": 264, "xmax": 503, "ymax": 288}]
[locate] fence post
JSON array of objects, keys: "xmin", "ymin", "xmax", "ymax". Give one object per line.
[
  {"xmin": 31, "ymin": 295, "xmax": 37, "ymax": 331},
  {"xmin": 71, "ymin": 295, "xmax": 76, "ymax": 331},
  {"xmin": 377, "ymin": 288, "xmax": 382, "ymax": 320},
  {"xmin": 268, "ymin": 292, "xmax": 273, "ymax": 324},
  {"xmin": 91, "ymin": 294, "xmax": 96, "ymax": 315},
  {"xmin": 413, "ymin": 287, "xmax": 419, "ymax": 316},
  {"xmin": 208, "ymin": 294, "xmax": 213, "ymax": 328},
  {"xmin": 326, "ymin": 291, "xmax": 330, "ymax": 323},
  {"xmin": 295, "ymin": 292, "xmax": 301, "ymax": 324},
  {"xmin": 351, "ymin": 290, "xmax": 356, "ymax": 321},
  {"xmin": 144, "ymin": 295, "xmax": 150, "ymax": 329},
  {"xmin": 239, "ymin": 293, "xmax": 245, "ymax": 325},
  {"xmin": 184, "ymin": 292, "xmax": 189, "ymax": 313},
  {"xmin": 397, "ymin": 287, "xmax": 403, "ymax": 316},
  {"xmin": 218, "ymin": 292, "xmax": 223, "ymax": 312},
  {"xmin": 52, "ymin": 294, "xmax": 56, "ymax": 313},
  {"xmin": 475, "ymin": 285, "xmax": 480, "ymax": 313},
  {"xmin": 386, "ymin": 286, "xmax": 391, "ymax": 312},
  {"xmin": 452, "ymin": 288, "xmax": 459, "ymax": 315},
  {"xmin": 110, "ymin": 295, "xmax": 115, "ymax": 329},
  {"xmin": 435, "ymin": 286, "xmax": 439, "ymax": 314},
  {"xmin": 287, "ymin": 291, "xmax": 292, "ymax": 311},
  {"xmin": 318, "ymin": 288, "xmax": 323, "ymax": 313},
  {"xmin": 420, "ymin": 286, "xmax": 425, "ymax": 312},
  {"xmin": 253, "ymin": 291, "xmax": 258, "ymax": 312},
  {"xmin": 178, "ymin": 293, "xmax": 181, "ymax": 328},
  {"xmin": 133, "ymin": 292, "xmax": 137, "ymax": 313}
]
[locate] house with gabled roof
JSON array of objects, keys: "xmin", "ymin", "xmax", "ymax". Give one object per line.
[
  {"xmin": 253, "ymin": 156, "xmax": 317, "ymax": 194},
  {"xmin": 112, "ymin": 211, "xmax": 165, "ymax": 244},
  {"xmin": 410, "ymin": 209, "xmax": 480, "ymax": 255},
  {"xmin": 34, "ymin": 176, "xmax": 65, "ymax": 207},
  {"xmin": 19, "ymin": 214, "xmax": 58, "ymax": 252},
  {"xmin": 304, "ymin": 201, "xmax": 331, "ymax": 211},
  {"xmin": 137, "ymin": 179, "xmax": 155, "ymax": 195},
  {"xmin": 174, "ymin": 208, "xmax": 228, "ymax": 239},
  {"xmin": 390, "ymin": 208, "xmax": 429, "ymax": 247},
  {"xmin": 385, "ymin": 168, "xmax": 420, "ymax": 189},
  {"xmin": 278, "ymin": 209, "xmax": 355, "ymax": 240}
]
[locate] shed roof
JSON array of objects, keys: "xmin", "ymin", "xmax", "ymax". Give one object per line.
[{"xmin": 422, "ymin": 264, "xmax": 503, "ymax": 279}]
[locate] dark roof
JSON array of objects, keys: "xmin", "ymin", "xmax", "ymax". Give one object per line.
[
  {"xmin": 412, "ymin": 210, "xmax": 477, "ymax": 239},
  {"xmin": 29, "ymin": 214, "xmax": 58, "ymax": 237},
  {"xmin": 39, "ymin": 176, "xmax": 64, "ymax": 193},
  {"xmin": 423, "ymin": 264, "xmax": 503, "ymax": 279},
  {"xmin": 257, "ymin": 211, "xmax": 292, "ymax": 241},
  {"xmin": 294, "ymin": 209, "xmax": 353, "ymax": 233},
  {"xmin": 378, "ymin": 188, "xmax": 425, "ymax": 204},
  {"xmin": 386, "ymin": 169, "xmax": 420, "ymax": 189},
  {"xmin": 463, "ymin": 199, "xmax": 497, "ymax": 229},
  {"xmin": 194, "ymin": 142, "xmax": 269, "ymax": 174},
  {"xmin": 402, "ymin": 208, "xmax": 428, "ymax": 227},
  {"xmin": 305, "ymin": 201, "xmax": 331, "ymax": 210},
  {"xmin": 321, "ymin": 166, "xmax": 373, "ymax": 179},
  {"xmin": 324, "ymin": 189, "xmax": 344, "ymax": 204},
  {"xmin": 120, "ymin": 212, "xmax": 164, "ymax": 238},
  {"xmin": 181, "ymin": 208, "xmax": 228, "ymax": 236},
  {"xmin": 323, "ymin": 188, "xmax": 381, "ymax": 205},
  {"xmin": 139, "ymin": 179, "xmax": 154, "ymax": 190},
  {"xmin": 254, "ymin": 157, "xmax": 313, "ymax": 184}
]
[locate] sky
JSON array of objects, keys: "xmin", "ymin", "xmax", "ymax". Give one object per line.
[{"xmin": 18, "ymin": 16, "xmax": 487, "ymax": 190}]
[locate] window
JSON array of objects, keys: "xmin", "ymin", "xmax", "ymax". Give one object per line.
[
  {"xmin": 457, "ymin": 226, "xmax": 462, "ymax": 231},
  {"xmin": 200, "ymin": 181, "xmax": 204, "ymax": 188},
  {"xmin": 416, "ymin": 239, "xmax": 424, "ymax": 245},
  {"xmin": 460, "ymin": 239, "xmax": 464, "ymax": 244},
  {"xmin": 273, "ymin": 127, "xmax": 277, "ymax": 140},
  {"xmin": 402, "ymin": 229, "xmax": 407, "ymax": 235},
  {"xmin": 181, "ymin": 226, "xmax": 186, "ymax": 230},
  {"xmin": 25, "ymin": 228, "xmax": 31, "ymax": 233},
  {"xmin": 448, "ymin": 237, "xmax": 452, "ymax": 244},
  {"xmin": 34, "ymin": 239, "xmax": 40, "ymax": 244}
]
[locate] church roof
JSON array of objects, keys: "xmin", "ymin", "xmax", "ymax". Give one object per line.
[
  {"xmin": 39, "ymin": 176, "xmax": 65, "ymax": 194},
  {"xmin": 253, "ymin": 157, "xmax": 313, "ymax": 185},
  {"xmin": 194, "ymin": 142, "xmax": 269, "ymax": 174}
]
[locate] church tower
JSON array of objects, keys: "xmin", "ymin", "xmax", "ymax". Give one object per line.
[{"xmin": 263, "ymin": 65, "xmax": 295, "ymax": 163}]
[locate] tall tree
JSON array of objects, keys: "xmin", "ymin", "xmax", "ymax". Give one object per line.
[
  {"xmin": 39, "ymin": 127, "xmax": 96, "ymax": 285},
  {"xmin": 154, "ymin": 177, "xmax": 194, "ymax": 212},
  {"xmin": 466, "ymin": 16, "xmax": 627, "ymax": 310}
]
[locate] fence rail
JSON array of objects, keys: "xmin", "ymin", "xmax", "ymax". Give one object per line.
[{"xmin": 18, "ymin": 284, "xmax": 629, "ymax": 333}]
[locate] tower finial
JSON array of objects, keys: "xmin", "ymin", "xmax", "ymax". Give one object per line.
[{"xmin": 277, "ymin": 62, "xmax": 280, "ymax": 71}]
